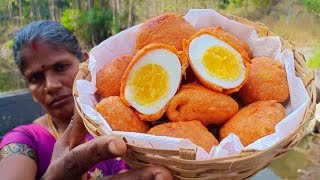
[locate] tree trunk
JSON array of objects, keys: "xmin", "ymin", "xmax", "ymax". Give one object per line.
[
  {"xmin": 50, "ymin": 0, "xmax": 56, "ymax": 21},
  {"xmin": 111, "ymin": 0, "xmax": 116, "ymax": 24},
  {"xmin": 115, "ymin": 0, "xmax": 121, "ymax": 28},
  {"xmin": 7, "ymin": 3, "xmax": 13, "ymax": 22},
  {"xmin": 175, "ymin": 0, "xmax": 178, "ymax": 12},
  {"xmin": 161, "ymin": 0, "xmax": 164, "ymax": 14},
  {"xmin": 34, "ymin": 0, "xmax": 41, "ymax": 20},
  {"xmin": 100, "ymin": 0, "xmax": 106, "ymax": 8},
  {"xmin": 56, "ymin": 0, "xmax": 61, "ymax": 22},
  {"xmin": 245, "ymin": 0, "xmax": 248, "ymax": 18},
  {"xmin": 74, "ymin": 0, "xmax": 79, "ymax": 9},
  {"xmin": 87, "ymin": 0, "xmax": 94, "ymax": 44},
  {"xmin": 18, "ymin": 0, "xmax": 22, "ymax": 24},
  {"xmin": 128, "ymin": 0, "xmax": 132, "ymax": 27},
  {"xmin": 286, "ymin": 0, "xmax": 292, "ymax": 25},
  {"xmin": 145, "ymin": 0, "xmax": 149, "ymax": 19},
  {"xmin": 151, "ymin": 0, "xmax": 154, "ymax": 17},
  {"xmin": 87, "ymin": 0, "xmax": 93, "ymax": 10},
  {"xmin": 132, "ymin": 2, "xmax": 136, "ymax": 26}
]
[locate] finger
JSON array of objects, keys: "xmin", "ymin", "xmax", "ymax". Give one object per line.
[
  {"xmin": 50, "ymin": 120, "xmax": 82, "ymax": 165},
  {"xmin": 52, "ymin": 135, "xmax": 127, "ymax": 179},
  {"xmin": 68, "ymin": 107, "xmax": 88, "ymax": 149},
  {"xmin": 50, "ymin": 119, "xmax": 78, "ymax": 160},
  {"xmin": 105, "ymin": 166, "xmax": 173, "ymax": 180},
  {"xmin": 53, "ymin": 107, "xmax": 87, "ymax": 150}
]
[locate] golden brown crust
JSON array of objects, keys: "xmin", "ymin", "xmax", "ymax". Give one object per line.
[
  {"xmin": 239, "ymin": 57, "xmax": 289, "ymax": 105},
  {"xmin": 138, "ymin": 103, "xmax": 169, "ymax": 121},
  {"xmin": 182, "ymin": 26, "xmax": 251, "ymax": 94},
  {"xmin": 96, "ymin": 96, "xmax": 149, "ymax": 132},
  {"xmin": 166, "ymin": 83, "xmax": 239, "ymax": 125},
  {"xmin": 135, "ymin": 13, "xmax": 197, "ymax": 52},
  {"xmin": 219, "ymin": 100, "xmax": 285, "ymax": 146},
  {"xmin": 205, "ymin": 26, "xmax": 252, "ymax": 59},
  {"xmin": 148, "ymin": 120, "xmax": 219, "ymax": 153},
  {"xmin": 96, "ymin": 55, "xmax": 133, "ymax": 98},
  {"xmin": 120, "ymin": 43, "xmax": 188, "ymax": 121}
]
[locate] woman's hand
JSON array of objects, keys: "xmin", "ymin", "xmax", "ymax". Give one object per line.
[{"xmin": 42, "ymin": 110, "xmax": 173, "ymax": 180}]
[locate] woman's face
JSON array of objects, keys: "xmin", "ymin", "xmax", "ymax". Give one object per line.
[{"xmin": 22, "ymin": 44, "xmax": 80, "ymax": 121}]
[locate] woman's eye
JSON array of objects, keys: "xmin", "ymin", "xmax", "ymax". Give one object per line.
[
  {"xmin": 55, "ymin": 64, "xmax": 69, "ymax": 72},
  {"xmin": 29, "ymin": 73, "xmax": 44, "ymax": 84}
]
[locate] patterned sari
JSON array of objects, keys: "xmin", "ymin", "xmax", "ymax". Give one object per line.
[{"xmin": 0, "ymin": 124, "xmax": 130, "ymax": 179}]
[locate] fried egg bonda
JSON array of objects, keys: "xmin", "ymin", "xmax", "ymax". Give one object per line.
[
  {"xmin": 148, "ymin": 120, "xmax": 219, "ymax": 153},
  {"xmin": 219, "ymin": 100, "xmax": 285, "ymax": 146},
  {"xmin": 135, "ymin": 13, "xmax": 197, "ymax": 52},
  {"xmin": 96, "ymin": 96, "xmax": 149, "ymax": 133},
  {"xmin": 239, "ymin": 57, "xmax": 289, "ymax": 105},
  {"xmin": 96, "ymin": 55, "xmax": 133, "ymax": 98},
  {"xmin": 166, "ymin": 83, "xmax": 238, "ymax": 125}
]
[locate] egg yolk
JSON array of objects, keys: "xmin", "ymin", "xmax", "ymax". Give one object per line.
[
  {"xmin": 129, "ymin": 64, "xmax": 169, "ymax": 106},
  {"xmin": 202, "ymin": 46, "xmax": 241, "ymax": 80}
]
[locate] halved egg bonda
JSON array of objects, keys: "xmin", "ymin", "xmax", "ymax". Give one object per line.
[
  {"xmin": 120, "ymin": 43, "xmax": 187, "ymax": 121},
  {"xmin": 183, "ymin": 27, "xmax": 251, "ymax": 94}
]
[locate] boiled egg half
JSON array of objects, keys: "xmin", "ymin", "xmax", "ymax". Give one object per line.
[
  {"xmin": 183, "ymin": 28, "xmax": 250, "ymax": 94},
  {"xmin": 120, "ymin": 43, "xmax": 187, "ymax": 121}
]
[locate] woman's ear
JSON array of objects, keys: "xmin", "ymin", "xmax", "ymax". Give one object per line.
[{"xmin": 82, "ymin": 51, "xmax": 89, "ymax": 61}]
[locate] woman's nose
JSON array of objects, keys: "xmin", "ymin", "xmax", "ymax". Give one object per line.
[{"xmin": 45, "ymin": 74, "xmax": 62, "ymax": 94}]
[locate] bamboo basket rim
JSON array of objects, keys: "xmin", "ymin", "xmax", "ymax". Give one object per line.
[{"xmin": 72, "ymin": 12, "xmax": 316, "ymax": 179}]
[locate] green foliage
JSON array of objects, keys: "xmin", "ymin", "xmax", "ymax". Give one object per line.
[
  {"xmin": 251, "ymin": 0, "xmax": 270, "ymax": 7},
  {"xmin": 3, "ymin": 39, "xmax": 13, "ymax": 49},
  {"xmin": 307, "ymin": 50, "xmax": 320, "ymax": 68},
  {"xmin": 0, "ymin": 72, "xmax": 25, "ymax": 92},
  {"xmin": 0, "ymin": 40, "xmax": 25, "ymax": 92},
  {"xmin": 303, "ymin": 0, "xmax": 320, "ymax": 13},
  {"xmin": 81, "ymin": 8, "xmax": 114, "ymax": 43},
  {"xmin": 230, "ymin": 0, "xmax": 244, "ymax": 6},
  {"xmin": 217, "ymin": 1, "xmax": 229, "ymax": 10},
  {"xmin": 61, "ymin": 9, "xmax": 81, "ymax": 32},
  {"xmin": 61, "ymin": 8, "xmax": 117, "ymax": 47},
  {"xmin": 226, "ymin": 0, "xmax": 245, "ymax": 11}
]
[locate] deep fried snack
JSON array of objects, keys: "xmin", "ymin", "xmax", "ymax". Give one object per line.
[
  {"xmin": 239, "ymin": 57, "xmax": 289, "ymax": 105},
  {"xmin": 166, "ymin": 83, "xmax": 239, "ymax": 125},
  {"xmin": 182, "ymin": 27, "xmax": 251, "ymax": 94},
  {"xmin": 148, "ymin": 120, "xmax": 219, "ymax": 153},
  {"xmin": 205, "ymin": 26, "xmax": 252, "ymax": 58},
  {"xmin": 219, "ymin": 100, "xmax": 285, "ymax": 146},
  {"xmin": 96, "ymin": 96, "xmax": 149, "ymax": 133},
  {"xmin": 96, "ymin": 55, "xmax": 133, "ymax": 98},
  {"xmin": 120, "ymin": 43, "xmax": 188, "ymax": 122},
  {"xmin": 135, "ymin": 13, "xmax": 196, "ymax": 52}
]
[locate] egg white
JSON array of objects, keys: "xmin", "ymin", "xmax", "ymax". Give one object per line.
[
  {"xmin": 189, "ymin": 34, "xmax": 246, "ymax": 89},
  {"xmin": 124, "ymin": 49, "xmax": 182, "ymax": 115}
]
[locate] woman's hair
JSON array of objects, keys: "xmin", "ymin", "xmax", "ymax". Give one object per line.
[{"xmin": 13, "ymin": 20, "xmax": 84, "ymax": 73}]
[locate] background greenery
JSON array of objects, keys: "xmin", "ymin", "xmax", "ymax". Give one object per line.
[{"xmin": 0, "ymin": 0, "xmax": 319, "ymax": 92}]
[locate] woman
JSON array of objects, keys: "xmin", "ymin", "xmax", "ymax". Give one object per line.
[{"xmin": 0, "ymin": 20, "xmax": 131, "ymax": 179}]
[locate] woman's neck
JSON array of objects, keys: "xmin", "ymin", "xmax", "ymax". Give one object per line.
[
  {"xmin": 33, "ymin": 115, "xmax": 70, "ymax": 138},
  {"xmin": 50, "ymin": 115, "xmax": 70, "ymax": 134}
]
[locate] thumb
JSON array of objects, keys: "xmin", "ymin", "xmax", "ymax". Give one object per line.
[
  {"xmin": 50, "ymin": 109, "xmax": 87, "ymax": 160},
  {"xmin": 45, "ymin": 135, "xmax": 127, "ymax": 179},
  {"xmin": 68, "ymin": 107, "xmax": 88, "ymax": 149}
]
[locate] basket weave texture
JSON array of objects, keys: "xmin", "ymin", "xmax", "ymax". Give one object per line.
[{"xmin": 73, "ymin": 14, "xmax": 316, "ymax": 179}]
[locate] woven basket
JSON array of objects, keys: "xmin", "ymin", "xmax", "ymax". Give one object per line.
[{"xmin": 73, "ymin": 14, "xmax": 316, "ymax": 179}]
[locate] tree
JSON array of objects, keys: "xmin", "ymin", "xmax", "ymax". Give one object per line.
[{"xmin": 303, "ymin": 0, "xmax": 320, "ymax": 16}]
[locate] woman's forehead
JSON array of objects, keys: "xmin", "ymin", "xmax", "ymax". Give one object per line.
[{"xmin": 22, "ymin": 45, "xmax": 77, "ymax": 74}]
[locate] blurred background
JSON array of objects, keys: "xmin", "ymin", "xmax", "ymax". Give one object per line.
[{"xmin": 0, "ymin": 0, "xmax": 319, "ymax": 179}]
